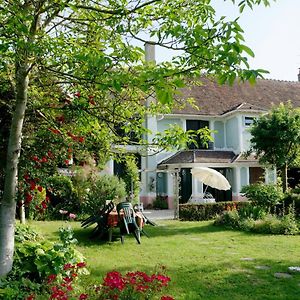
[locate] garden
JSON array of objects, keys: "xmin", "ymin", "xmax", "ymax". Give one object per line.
[
  {"xmin": 1, "ymin": 1, "xmax": 300, "ymax": 299},
  {"xmin": 1, "ymin": 170, "xmax": 300, "ymax": 299},
  {"xmin": 2, "ymin": 216, "xmax": 300, "ymax": 299}
]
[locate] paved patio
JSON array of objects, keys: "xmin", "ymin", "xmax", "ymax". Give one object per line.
[{"xmin": 143, "ymin": 209, "xmax": 175, "ymax": 220}]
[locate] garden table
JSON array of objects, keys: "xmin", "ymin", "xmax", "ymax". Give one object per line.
[{"xmin": 107, "ymin": 210, "xmax": 144, "ymax": 242}]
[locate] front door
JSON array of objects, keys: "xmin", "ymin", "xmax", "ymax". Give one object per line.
[{"xmin": 179, "ymin": 168, "xmax": 192, "ymax": 203}]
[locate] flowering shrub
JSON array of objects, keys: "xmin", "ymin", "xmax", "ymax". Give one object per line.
[
  {"xmin": 29, "ymin": 267, "xmax": 174, "ymax": 300},
  {"xmin": 96, "ymin": 270, "xmax": 173, "ymax": 300}
]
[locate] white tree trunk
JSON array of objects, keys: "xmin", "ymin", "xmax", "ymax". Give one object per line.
[{"xmin": 0, "ymin": 64, "xmax": 29, "ymax": 276}]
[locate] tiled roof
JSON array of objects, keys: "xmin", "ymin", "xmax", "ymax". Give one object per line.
[
  {"xmin": 158, "ymin": 150, "xmax": 236, "ymax": 166},
  {"xmin": 173, "ymin": 78, "xmax": 300, "ymax": 116}
]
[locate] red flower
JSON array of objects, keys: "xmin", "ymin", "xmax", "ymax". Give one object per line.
[
  {"xmin": 46, "ymin": 195, "xmax": 50, "ymax": 202},
  {"xmin": 67, "ymin": 132, "xmax": 75, "ymax": 138},
  {"xmin": 41, "ymin": 201, "xmax": 47, "ymax": 209},
  {"xmin": 56, "ymin": 115, "xmax": 65, "ymax": 123},
  {"xmin": 47, "ymin": 274, "xmax": 57, "ymax": 284},
  {"xmin": 47, "ymin": 151, "xmax": 54, "ymax": 158},
  {"xmin": 32, "ymin": 155, "xmax": 39, "ymax": 162},
  {"xmin": 78, "ymin": 136, "xmax": 85, "ymax": 143},
  {"xmin": 67, "ymin": 148, "xmax": 73, "ymax": 153},
  {"xmin": 37, "ymin": 186, "xmax": 43, "ymax": 192},
  {"xmin": 25, "ymin": 193, "xmax": 33, "ymax": 203},
  {"xmin": 89, "ymin": 99, "xmax": 96, "ymax": 105},
  {"xmin": 63, "ymin": 263, "xmax": 74, "ymax": 270},
  {"xmin": 26, "ymin": 294, "xmax": 35, "ymax": 300},
  {"xmin": 64, "ymin": 159, "xmax": 70, "ymax": 165},
  {"xmin": 30, "ymin": 181, "xmax": 36, "ymax": 191},
  {"xmin": 63, "ymin": 276, "xmax": 73, "ymax": 284},
  {"xmin": 24, "ymin": 174, "xmax": 30, "ymax": 182},
  {"xmin": 48, "ymin": 128, "xmax": 61, "ymax": 135},
  {"xmin": 74, "ymin": 91, "xmax": 81, "ymax": 97},
  {"xmin": 79, "ymin": 294, "xmax": 88, "ymax": 300},
  {"xmin": 161, "ymin": 296, "xmax": 174, "ymax": 300},
  {"xmin": 41, "ymin": 156, "xmax": 48, "ymax": 163},
  {"xmin": 76, "ymin": 262, "xmax": 86, "ymax": 268}
]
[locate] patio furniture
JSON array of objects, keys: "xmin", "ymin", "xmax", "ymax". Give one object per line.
[
  {"xmin": 81, "ymin": 200, "xmax": 114, "ymax": 239},
  {"xmin": 116, "ymin": 202, "xmax": 141, "ymax": 244}
]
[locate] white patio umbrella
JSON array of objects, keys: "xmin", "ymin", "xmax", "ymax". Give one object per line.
[{"xmin": 191, "ymin": 167, "xmax": 231, "ymax": 191}]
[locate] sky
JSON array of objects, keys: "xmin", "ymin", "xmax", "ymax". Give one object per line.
[
  {"xmin": 213, "ymin": 0, "xmax": 300, "ymax": 82},
  {"xmin": 155, "ymin": 0, "xmax": 300, "ymax": 82}
]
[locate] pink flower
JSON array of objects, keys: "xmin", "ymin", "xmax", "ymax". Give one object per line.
[
  {"xmin": 69, "ymin": 213, "xmax": 76, "ymax": 219},
  {"xmin": 59, "ymin": 209, "xmax": 68, "ymax": 215}
]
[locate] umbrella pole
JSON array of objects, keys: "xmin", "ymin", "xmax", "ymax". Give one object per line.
[{"xmin": 203, "ymin": 185, "xmax": 208, "ymax": 196}]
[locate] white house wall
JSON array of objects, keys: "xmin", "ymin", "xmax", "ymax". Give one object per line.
[
  {"xmin": 225, "ymin": 117, "xmax": 239, "ymax": 151},
  {"xmin": 214, "ymin": 120, "xmax": 225, "ymax": 149}
]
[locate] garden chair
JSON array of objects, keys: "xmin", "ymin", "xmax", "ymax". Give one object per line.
[
  {"xmin": 133, "ymin": 204, "xmax": 157, "ymax": 238},
  {"xmin": 116, "ymin": 202, "xmax": 141, "ymax": 244},
  {"xmin": 81, "ymin": 200, "xmax": 115, "ymax": 239}
]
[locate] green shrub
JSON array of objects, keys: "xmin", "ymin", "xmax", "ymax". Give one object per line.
[
  {"xmin": 282, "ymin": 191, "xmax": 300, "ymax": 217},
  {"xmin": 241, "ymin": 183, "xmax": 284, "ymax": 210},
  {"xmin": 1, "ymin": 226, "xmax": 87, "ymax": 299},
  {"xmin": 214, "ymin": 211, "xmax": 299, "ymax": 235},
  {"xmin": 82, "ymin": 174, "xmax": 126, "ymax": 216},
  {"xmin": 153, "ymin": 195, "xmax": 168, "ymax": 209},
  {"xmin": 11, "ymin": 226, "xmax": 86, "ymax": 282},
  {"xmin": 214, "ymin": 210, "xmax": 240, "ymax": 228},
  {"xmin": 179, "ymin": 201, "xmax": 250, "ymax": 221},
  {"xmin": 238, "ymin": 204, "xmax": 266, "ymax": 220},
  {"xmin": 46, "ymin": 175, "xmax": 80, "ymax": 218},
  {"xmin": 15, "ymin": 224, "xmax": 40, "ymax": 243}
]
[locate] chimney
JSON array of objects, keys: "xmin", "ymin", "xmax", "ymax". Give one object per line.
[
  {"xmin": 298, "ymin": 68, "xmax": 300, "ymax": 82},
  {"xmin": 144, "ymin": 42, "xmax": 156, "ymax": 63}
]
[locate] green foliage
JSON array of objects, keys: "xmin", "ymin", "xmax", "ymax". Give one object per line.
[
  {"xmin": 45, "ymin": 175, "xmax": 81, "ymax": 218},
  {"xmin": 82, "ymin": 175, "xmax": 126, "ymax": 216},
  {"xmin": 281, "ymin": 189, "xmax": 300, "ymax": 217},
  {"xmin": 46, "ymin": 175, "xmax": 74, "ymax": 200},
  {"xmin": 116, "ymin": 155, "xmax": 140, "ymax": 204},
  {"xmin": 241, "ymin": 183, "xmax": 284, "ymax": 210},
  {"xmin": 248, "ymin": 102, "xmax": 300, "ymax": 191},
  {"xmin": 11, "ymin": 226, "xmax": 86, "ymax": 283},
  {"xmin": 179, "ymin": 201, "xmax": 250, "ymax": 221},
  {"xmin": 153, "ymin": 195, "xmax": 169, "ymax": 209},
  {"xmin": 237, "ymin": 204, "xmax": 266, "ymax": 220},
  {"xmin": 214, "ymin": 209, "xmax": 299, "ymax": 235},
  {"xmin": 15, "ymin": 224, "xmax": 40, "ymax": 243}
]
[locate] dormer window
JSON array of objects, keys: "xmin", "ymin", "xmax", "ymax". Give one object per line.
[{"xmin": 244, "ymin": 116, "xmax": 255, "ymax": 127}]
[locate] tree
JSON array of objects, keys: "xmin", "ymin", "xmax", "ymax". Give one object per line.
[
  {"xmin": 0, "ymin": 0, "xmax": 272, "ymax": 276},
  {"xmin": 249, "ymin": 102, "xmax": 300, "ymax": 192}
]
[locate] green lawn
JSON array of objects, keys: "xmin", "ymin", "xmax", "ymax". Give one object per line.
[{"xmin": 30, "ymin": 220, "xmax": 300, "ymax": 300}]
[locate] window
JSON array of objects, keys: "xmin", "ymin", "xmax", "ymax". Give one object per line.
[
  {"xmin": 186, "ymin": 120, "xmax": 209, "ymax": 149},
  {"xmin": 244, "ymin": 116, "xmax": 255, "ymax": 127}
]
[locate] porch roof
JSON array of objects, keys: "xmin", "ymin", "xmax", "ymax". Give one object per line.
[
  {"xmin": 157, "ymin": 150, "xmax": 259, "ymax": 169},
  {"xmin": 158, "ymin": 150, "xmax": 236, "ymax": 166}
]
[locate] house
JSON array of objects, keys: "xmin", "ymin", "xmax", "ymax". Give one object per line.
[
  {"xmin": 137, "ymin": 76, "xmax": 300, "ymax": 209},
  {"xmin": 105, "ymin": 46, "xmax": 300, "ymax": 209}
]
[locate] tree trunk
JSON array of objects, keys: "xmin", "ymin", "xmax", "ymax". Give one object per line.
[
  {"xmin": 0, "ymin": 64, "xmax": 29, "ymax": 276},
  {"xmin": 281, "ymin": 163, "xmax": 288, "ymax": 193}
]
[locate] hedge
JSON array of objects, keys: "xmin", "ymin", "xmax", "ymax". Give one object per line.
[{"xmin": 179, "ymin": 201, "xmax": 251, "ymax": 221}]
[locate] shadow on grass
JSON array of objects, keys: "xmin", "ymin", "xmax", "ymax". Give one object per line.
[{"xmin": 72, "ymin": 221, "xmax": 249, "ymax": 246}]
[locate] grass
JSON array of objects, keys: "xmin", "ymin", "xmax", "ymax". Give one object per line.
[{"xmin": 29, "ymin": 220, "xmax": 300, "ymax": 300}]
